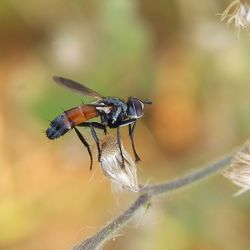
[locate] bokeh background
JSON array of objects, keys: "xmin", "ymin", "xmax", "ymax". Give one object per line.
[{"xmin": 1, "ymin": 0, "xmax": 250, "ymax": 249}]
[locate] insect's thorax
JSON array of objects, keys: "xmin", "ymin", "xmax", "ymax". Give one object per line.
[{"xmin": 96, "ymin": 97, "xmax": 128, "ymax": 127}]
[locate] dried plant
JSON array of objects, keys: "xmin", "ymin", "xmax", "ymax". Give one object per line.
[
  {"xmin": 72, "ymin": 148, "xmax": 241, "ymax": 250},
  {"xmin": 97, "ymin": 136, "xmax": 139, "ymax": 192},
  {"xmin": 221, "ymin": 0, "xmax": 250, "ymax": 31},
  {"xmin": 222, "ymin": 143, "xmax": 250, "ymax": 196}
]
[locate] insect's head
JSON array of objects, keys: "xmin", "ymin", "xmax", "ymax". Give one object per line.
[{"xmin": 127, "ymin": 97, "xmax": 152, "ymax": 119}]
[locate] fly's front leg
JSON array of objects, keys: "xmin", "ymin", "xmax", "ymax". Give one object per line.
[
  {"xmin": 129, "ymin": 122, "xmax": 141, "ymax": 162},
  {"xmin": 74, "ymin": 127, "xmax": 93, "ymax": 171}
]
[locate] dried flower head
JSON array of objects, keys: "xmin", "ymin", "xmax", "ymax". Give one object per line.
[
  {"xmin": 222, "ymin": 144, "xmax": 250, "ymax": 196},
  {"xmin": 95, "ymin": 135, "xmax": 139, "ymax": 192},
  {"xmin": 221, "ymin": 0, "xmax": 250, "ymax": 31}
]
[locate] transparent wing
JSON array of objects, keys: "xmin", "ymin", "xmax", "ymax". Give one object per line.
[{"xmin": 53, "ymin": 76, "xmax": 104, "ymax": 99}]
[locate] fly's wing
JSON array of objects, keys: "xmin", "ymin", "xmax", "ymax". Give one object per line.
[{"xmin": 53, "ymin": 76, "xmax": 104, "ymax": 99}]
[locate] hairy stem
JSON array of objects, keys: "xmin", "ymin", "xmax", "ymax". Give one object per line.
[
  {"xmin": 140, "ymin": 153, "xmax": 232, "ymax": 196},
  {"xmin": 73, "ymin": 194, "xmax": 150, "ymax": 250},
  {"xmin": 72, "ymin": 152, "xmax": 234, "ymax": 250}
]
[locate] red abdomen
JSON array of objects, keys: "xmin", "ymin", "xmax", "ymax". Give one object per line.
[{"xmin": 46, "ymin": 105, "xmax": 99, "ymax": 139}]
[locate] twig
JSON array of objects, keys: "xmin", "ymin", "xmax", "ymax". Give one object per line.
[{"xmin": 72, "ymin": 152, "xmax": 234, "ymax": 250}]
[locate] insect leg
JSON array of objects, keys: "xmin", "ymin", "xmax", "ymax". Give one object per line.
[
  {"xmin": 89, "ymin": 124, "xmax": 102, "ymax": 162},
  {"xmin": 117, "ymin": 126, "xmax": 125, "ymax": 168},
  {"xmin": 74, "ymin": 127, "xmax": 93, "ymax": 171},
  {"xmin": 78, "ymin": 122, "xmax": 107, "ymax": 135},
  {"xmin": 91, "ymin": 122, "xmax": 107, "ymax": 135},
  {"xmin": 129, "ymin": 122, "xmax": 141, "ymax": 162},
  {"xmin": 109, "ymin": 119, "xmax": 136, "ymax": 128}
]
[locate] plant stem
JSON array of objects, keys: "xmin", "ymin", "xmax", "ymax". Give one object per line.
[
  {"xmin": 72, "ymin": 152, "xmax": 234, "ymax": 250},
  {"xmin": 140, "ymin": 153, "xmax": 232, "ymax": 196},
  {"xmin": 73, "ymin": 194, "xmax": 151, "ymax": 250}
]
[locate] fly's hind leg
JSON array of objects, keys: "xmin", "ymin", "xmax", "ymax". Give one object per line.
[
  {"xmin": 78, "ymin": 122, "xmax": 106, "ymax": 162},
  {"xmin": 89, "ymin": 124, "xmax": 102, "ymax": 162},
  {"xmin": 74, "ymin": 127, "xmax": 93, "ymax": 171}
]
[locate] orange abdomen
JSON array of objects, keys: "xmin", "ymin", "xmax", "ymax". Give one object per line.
[
  {"xmin": 65, "ymin": 104, "xmax": 99, "ymax": 125},
  {"xmin": 46, "ymin": 105, "xmax": 99, "ymax": 139}
]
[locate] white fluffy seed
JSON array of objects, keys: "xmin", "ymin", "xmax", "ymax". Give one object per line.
[{"xmin": 95, "ymin": 136, "xmax": 139, "ymax": 192}]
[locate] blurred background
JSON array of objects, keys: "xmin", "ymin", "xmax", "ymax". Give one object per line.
[{"xmin": 1, "ymin": 0, "xmax": 250, "ymax": 249}]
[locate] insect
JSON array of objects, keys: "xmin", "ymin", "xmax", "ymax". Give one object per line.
[{"xmin": 46, "ymin": 76, "xmax": 152, "ymax": 170}]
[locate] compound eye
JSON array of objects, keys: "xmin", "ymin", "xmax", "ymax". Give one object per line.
[
  {"xmin": 134, "ymin": 99, "xmax": 144, "ymax": 117},
  {"xmin": 128, "ymin": 98, "xmax": 144, "ymax": 118}
]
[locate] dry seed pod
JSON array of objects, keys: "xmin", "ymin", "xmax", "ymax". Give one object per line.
[
  {"xmin": 95, "ymin": 136, "xmax": 139, "ymax": 192},
  {"xmin": 222, "ymin": 144, "xmax": 250, "ymax": 196},
  {"xmin": 221, "ymin": 1, "xmax": 250, "ymax": 31}
]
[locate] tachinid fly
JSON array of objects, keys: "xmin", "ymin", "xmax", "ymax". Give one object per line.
[{"xmin": 46, "ymin": 76, "xmax": 152, "ymax": 170}]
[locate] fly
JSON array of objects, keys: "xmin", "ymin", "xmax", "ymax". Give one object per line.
[{"xmin": 46, "ymin": 76, "xmax": 152, "ymax": 170}]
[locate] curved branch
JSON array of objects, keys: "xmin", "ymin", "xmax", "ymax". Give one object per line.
[{"xmin": 72, "ymin": 152, "xmax": 234, "ymax": 250}]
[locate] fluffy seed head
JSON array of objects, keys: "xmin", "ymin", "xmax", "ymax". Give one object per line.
[
  {"xmin": 221, "ymin": 1, "xmax": 250, "ymax": 31},
  {"xmin": 222, "ymin": 144, "xmax": 250, "ymax": 196},
  {"xmin": 95, "ymin": 136, "xmax": 139, "ymax": 192}
]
